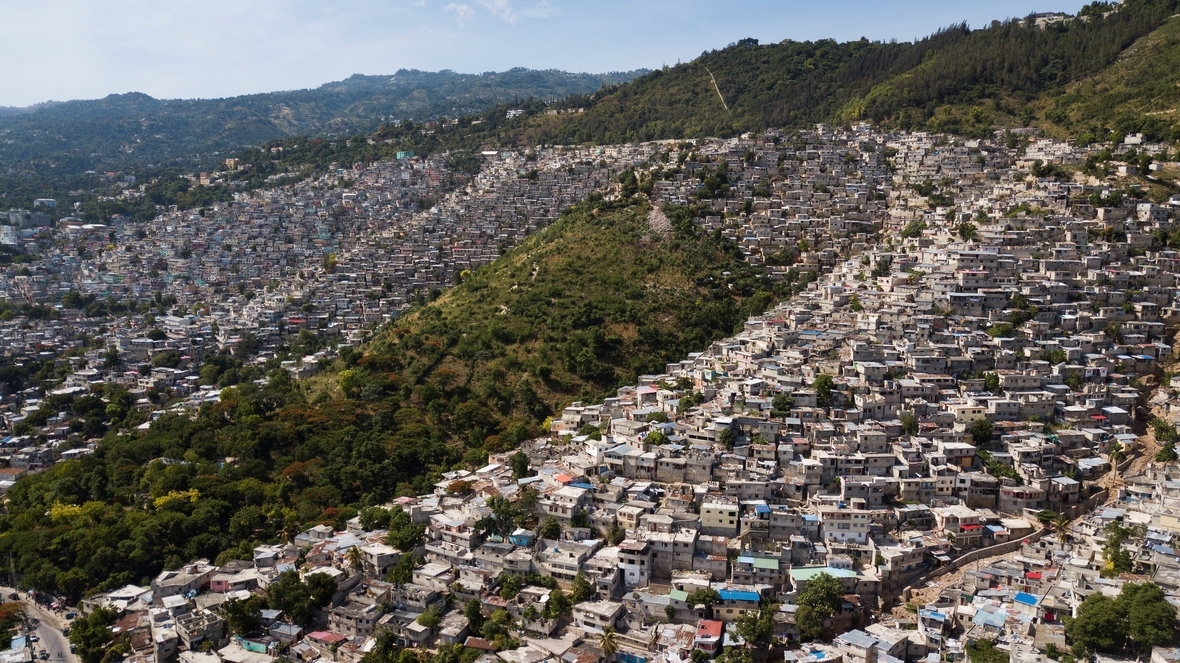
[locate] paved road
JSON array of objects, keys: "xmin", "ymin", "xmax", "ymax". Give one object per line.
[
  {"xmin": 0, "ymin": 587, "xmax": 75, "ymax": 663},
  {"xmin": 31, "ymin": 618, "xmax": 71, "ymax": 663}
]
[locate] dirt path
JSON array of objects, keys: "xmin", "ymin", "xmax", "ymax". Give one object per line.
[{"xmin": 888, "ymin": 548, "xmax": 1026, "ymax": 620}]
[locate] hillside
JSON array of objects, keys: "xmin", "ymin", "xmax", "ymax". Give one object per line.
[
  {"xmin": 1032, "ymin": 13, "xmax": 1180, "ymax": 141},
  {"xmin": 0, "ymin": 197, "xmax": 796, "ymax": 598},
  {"xmin": 487, "ymin": 0, "xmax": 1180, "ymax": 145},
  {"xmin": 0, "ymin": 68, "xmax": 644, "ymax": 175}
]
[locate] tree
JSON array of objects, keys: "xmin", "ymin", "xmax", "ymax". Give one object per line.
[
  {"xmin": 735, "ymin": 602, "xmax": 779, "ymax": 653},
  {"xmin": 796, "ymin": 572, "xmax": 843, "ymax": 642},
  {"xmin": 498, "ymin": 574, "xmax": 523, "ymax": 600},
  {"xmin": 1109, "ymin": 442, "xmax": 1126, "ymax": 467},
  {"xmin": 1067, "ymin": 582, "xmax": 1177, "ymax": 655},
  {"xmin": 771, "ymin": 393, "xmax": 795, "ymax": 417},
  {"xmin": 686, "ymin": 588, "xmax": 720, "ymax": 608},
  {"xmin": 222, "ymin": 595, "xmax": 265, "ymax": 636},
  {"xmin": 966, "ymin": 640, "xmax": 1009, "ymax": 663},
  {"xmin": 388, "ymin": 554, "xmax": 417, "ymax": 584},
  {"xmin": 1052, "ymin": 516, "xmax": 1071, "ymax": 548},
  {"xmin": 1152, "ymin": 417, "xmax": 1178, "ymax": 443},
  {"xmin": 1121, "ymin": 583, "xmax": 1176, "ymax": 649},
  {"xmin": 69, "ymin": 606, "xmax": 117, "ymax": 663},
  {"xmin": 0, "ymin": 603, "xmax": 24, "ymax": 650},
  {"xmin": 956, "ymin": 222, "xmax": 978, "ymax": 241},
  {"xmin": 1103, "ymin": 547, "xmax": 1134, "ymax": 577},
  {"xmin": 539, "ymin": 516, "xmax": 561, "ymax": 540},
  {"xmin": 387, "ymin": 508, "xmax": 426, "ymax": 551},
  {"xmin": 465, "ymin": 600, "xmax": 485, "ymax": 633},
  {"xmin": 900, "ymin": 220, "xmax": 927, "ymax": 238},
  {"xmin": 717, "ymin": 428, "xmax": 736, "ymax": 450},
  {"xmin": 1036, "ymin": 510, "xmax": 1058, "ymax": 528},
  {"xmin": 813, "ymin": 374, "xmax": 835, "ymax": 409},
  {"xmin": 346, "ymin": 545, "xmax": 367, "ymax": 574},
  {"xmin": 665, "ymin": 604, "xmax": 677, "ymax": 623},
  {"xmin": 1156, "ymin": 445, "xmax": 1179, "ymax": 464},
  {"xmin": 571, "ymin": 508, "xmax": 589, "ymax": 528},
  {"xmin": 900, "ymin": 413, "xmax": 919, "ymax": 436},
  {"xmin": 645, "ymin": 430, "xmax": 670, "ymax": 446},
  {"xmin": 545, "ymin": 589, "xmax": 572, "ymax": 619},
  {"xmin": 267, "ymin": 570, "xmax": 334, "ymax": 627},
  {"xmin": 970, "ymin": 418, "xmax": 993, "ymax": 446},
  {"xmin": 599, "ymin": 626, "xmax": 619, "ymax": 663},
  {"xmin": 571, "ymin": 571, "xmax": 594, "ymax": 602},
  {"xmin": 359, "ymin": 506, "xmax": 391, "ymax": 530},
  {"xmin": 417, "ymin": 606, "xmax": 442, "ymax": 629},
  {"xmin": 1068, "ymin": 594, "xmax": 1127, "ymax": 655},
  {"xmin": 606, "ymin": 523, "xmax": 625, "ymax": 546},
  {"xmin": 307, "ymin": 571, "xmax": 337, "ymax": 608},
  {"xmin": 509, "ymin": 451, "xmax": 530, "ymax": 480},
  {"xmin": 478, "ymin": 496, "xmax": 521, "ymax": 541}
]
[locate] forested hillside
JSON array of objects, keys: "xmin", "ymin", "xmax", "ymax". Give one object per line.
[
  {"xmin": 497, "ymin": 0, "xmax": 1180, "ymax": 144},
  {"xmin": 0, "ymin": 196, "xmax": 804, "ymax": 598}
]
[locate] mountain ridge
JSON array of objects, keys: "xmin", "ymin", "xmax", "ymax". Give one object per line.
[{"xmin": 0, "ymin": 67, "xmax": 648, "ymax": 174}]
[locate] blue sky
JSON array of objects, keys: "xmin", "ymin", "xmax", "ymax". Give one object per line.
[{"xmin": 0, "ymin": 0, "xmax": 1084, "ymax": 107}]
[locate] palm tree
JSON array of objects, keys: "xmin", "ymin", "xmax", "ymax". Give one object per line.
[
  {"xmin": 599, "ymin": 626, "xmax": 618, "ymax": 663},
  {"xmin": 281, "ymin": 518, "xmax": 301, "ymax": 544},
  {"xmin": 345, "ymin": 545, "xmax": 366, "ymax": 574},
  {"xmin": 1052, "ymin": 516, "xmax": 1072, "ymax": 548}
]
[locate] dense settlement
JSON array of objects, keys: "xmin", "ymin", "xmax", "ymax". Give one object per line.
[{"xmin": 2, "ymin": 123, "xmax": 1180, "ymax": 663}]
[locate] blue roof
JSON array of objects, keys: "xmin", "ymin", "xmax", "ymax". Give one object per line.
[
  {"xmin": 570, "ymin": 482, "xmax": 594, "ymax": 490},
  {"xmin": 755, "ymin": 505, "xmax": 770, "ymax": 514},
  {"xmin": 974, "ymin": 609, "xmax": 1007, "ymax": 628},
  {"xmin": 718, "ymin": 589, "xmax": 761, "ymax": 602},
  {"xmin": 1013, "ymin": 592, "xmax": 1040, "ymax": 606}
]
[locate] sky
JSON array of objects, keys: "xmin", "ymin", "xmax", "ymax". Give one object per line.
[{"xmin": 0, "ymin": 0, "xmax": 1085, "ymax": 108}]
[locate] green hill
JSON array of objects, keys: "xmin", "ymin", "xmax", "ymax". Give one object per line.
[
  {"xmin": 1031, "ymin": 13, "xmax": 1180, "ymax": 141},
  {"xmin": 0, "ymin": 197, "xmax": 801, "ymax": 598},
  {"xmin": 491, "ymin": 0, "xmax": 1180, "ymax": 144}
]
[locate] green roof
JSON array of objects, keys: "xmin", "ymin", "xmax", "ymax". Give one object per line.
[
  {"xmin": 669, "ymin": 590, "xmax": 689, "ymax": 601},
  {"xmin": 789, "ymin": 567, "xmax": 857, "ymax": 580},
  {"xmin": 753, "ymin": 558, "xmax": 780, "ymax": 570}
]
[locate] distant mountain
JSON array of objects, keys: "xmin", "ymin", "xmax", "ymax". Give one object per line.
[{"xmin": 0, "ymin": 68, "xmax": 647, "ymax": 174}]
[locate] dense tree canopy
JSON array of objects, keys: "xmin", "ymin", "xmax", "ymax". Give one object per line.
[{"xmin": 1067, "ymin": 582, "xmax": 1177, "ymax": 655}]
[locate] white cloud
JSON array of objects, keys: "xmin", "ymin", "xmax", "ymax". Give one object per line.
[
  {"xmin": 478, "ymin": 0, "xmax": 515, "ymax": 23},
  {"xmin": 521, "ymin": 0, "xmax": 558, "ymax": 19},
  {"xmin": 445, "ymin": 2, "xmax": 475, "ymax": 24}
]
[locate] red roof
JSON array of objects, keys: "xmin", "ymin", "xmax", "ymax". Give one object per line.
[
  {"xmin": 555, "ymin": 474, "xmax": 572, "ymax": 483},
  {"xmin": 308, "ymin": 632, "xmax": 346, "ymax": 644},
  {"xmin": 464, "ymin": 637, "xmax": 498, "ymax": 651},
  {"xmin": 1027, "ymin": 572, "xmax": 1042, "ymax": 579},
  {"xmin": 962, "ymin": 524, "xmax": 983, "ymax": 530},
  {"xmin": 697, "ymin": 619, "xmax": 724, "ymax": 639}
]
